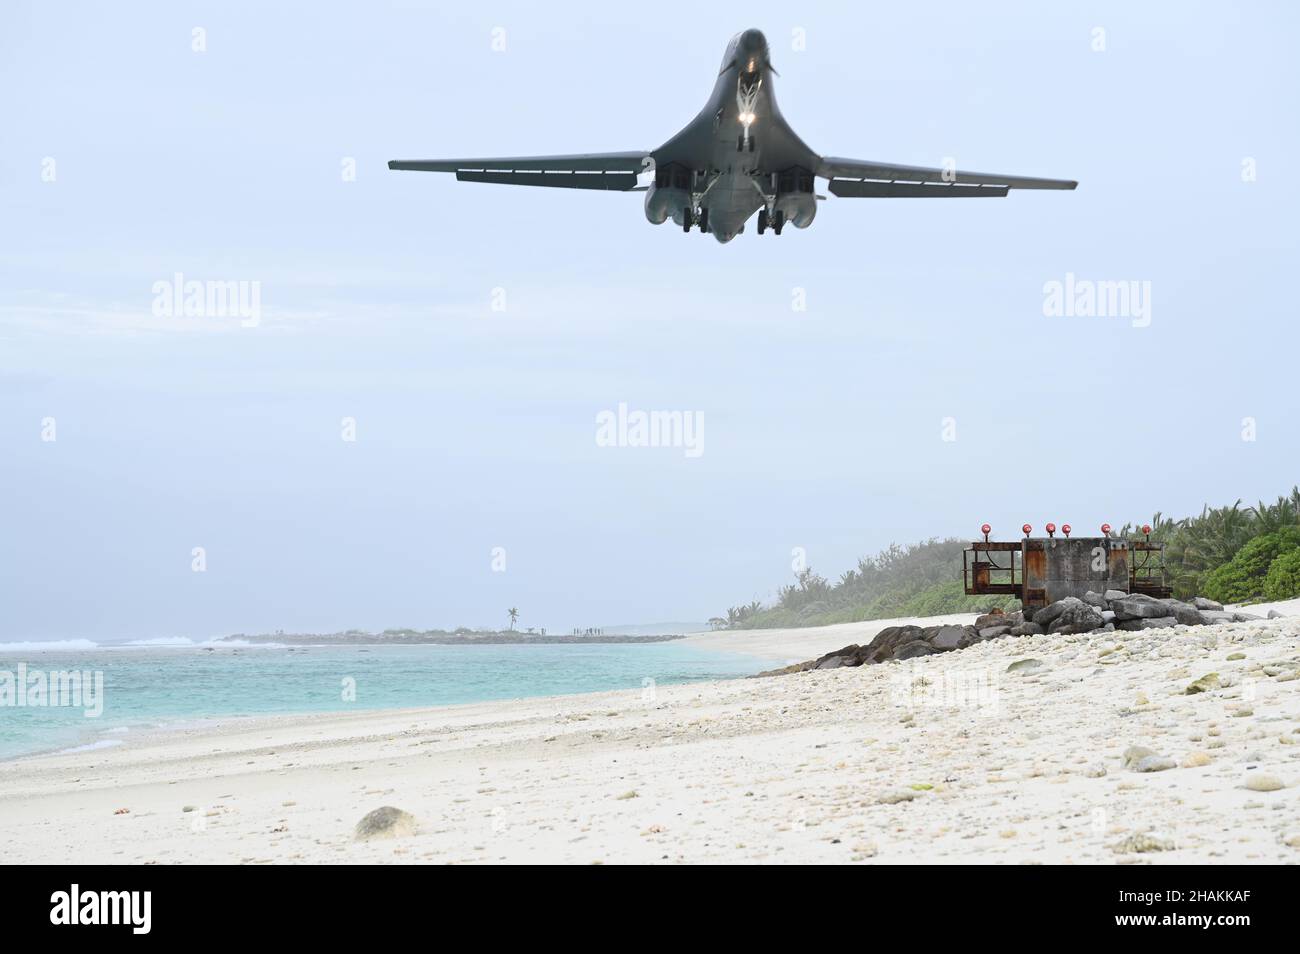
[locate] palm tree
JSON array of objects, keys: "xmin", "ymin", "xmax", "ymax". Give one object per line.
[{"xmin": 507, "ymin": 607, "xmax": 519, "ymax": 631}]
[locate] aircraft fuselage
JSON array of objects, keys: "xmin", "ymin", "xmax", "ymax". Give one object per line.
[{"xmin": 647, "ymin": 29, "xmax": 818, "ymax": 243}]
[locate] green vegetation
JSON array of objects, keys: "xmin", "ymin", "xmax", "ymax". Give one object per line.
[
  {"xmin": 722, "ymin": 538, "xmax": 1017, "ymax": 630},
  {"xmin": 721, "ymin": 486, "xmax": 1300, "ymax": 630}
]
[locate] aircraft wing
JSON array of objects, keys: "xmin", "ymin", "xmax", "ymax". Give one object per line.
[
  {"xmin": 387, "ymin": 152, "xmax": 651, "ymax": 191},
  {"xmin": 817, "ymin": 156, "xmax": 1077, "ymax": 198}
]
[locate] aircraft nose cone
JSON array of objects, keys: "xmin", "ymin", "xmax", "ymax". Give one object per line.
[{"xmin": 738, "ymin": 29, "xmax": 768, "ymax": 55}]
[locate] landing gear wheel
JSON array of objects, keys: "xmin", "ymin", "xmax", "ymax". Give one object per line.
[
  {"xmin": 773, "ymin": 209, "xmax": 786, "ymax": 235},
  {"xmin": 682, "ymin": 207, "xmax": 694, "ymax": 232},
  {"xmin": 757, "ymin": 208, "xmax": 768, "ymax": 234},
  {"xmin": 698, "ymin": 208, "xmax": 710, "ymax": 233}
]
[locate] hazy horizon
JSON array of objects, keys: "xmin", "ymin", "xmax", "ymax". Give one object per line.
[{"xmin": 3, "ymin": 2, "xmax": 1298, "ymax": 641}]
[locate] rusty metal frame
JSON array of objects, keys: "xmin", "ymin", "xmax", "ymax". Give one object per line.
[
  {"xmin": 963, "ymin": 541, "xmax": 1023, "ymax": 598},
  {"xmin": 1129, "ymin": 541, "xmax": 1173, "ymax": 598}
]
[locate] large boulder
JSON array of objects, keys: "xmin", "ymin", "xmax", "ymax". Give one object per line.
[
  {"xmin": 928, "ymin": 625, "xmax": 968, "ymax": 651},
  {"xmin": 974, "ymin": 609, "xmax": 1022, "ymax": 629},
  {"xmin": 1192, "ymin": 597, "xmax": 1224, "ymax": 611},
  {"xmin": 812, "ymin": 643, "xmax": 865, "ymax": 669},
  {"xmin": 1009, "ymin": 621, "xmax": 1044, "ymax": 636},
  {"xmin": 1117, "ymin": 616, "xmax": 1177, "ymax": 631},
  {"xmin": 1104, "ymin": 589, "xmax": 1128, "ymax": 602},
  {"xmin": 1033, "ymin": 597, "xmax": 1085, "ymax": 627},
  {"xmin": 861, "ymin": 625, "xmax": 926, "ymax": 664},
  {"xmin": 894, "ymin": 641, "xmax": 937, "ymax": 660},
  {"xmin": 1160, "ymin": 599, "xmax": 1208, "ymax": 626},
  {"xmin": 1111, "ymin": 594, "xmax": 1170, "ymax": 620},
  {"xmin": 1083, "ymin": 591, "xmax": 1108, "ymax": 608},
  {"xmin": 1049, "ymin": 602, "xmax": 1106, "ymax": 634}
]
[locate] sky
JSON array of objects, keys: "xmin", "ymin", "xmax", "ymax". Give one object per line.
[{"xmin": 1, "ymin": 1, "xmax": 1297, "ymax": 641}]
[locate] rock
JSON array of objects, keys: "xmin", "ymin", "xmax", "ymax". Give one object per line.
[
  {"xmin": 1104, "ymin": 589, "xmax": 1128, "ymax": 602},
  {"xmin": 1181, "ymin": 751, "xmax": 1212, "ymax": 768},
  {"xmin": 1185, "ymin": 673, "xmax": 1221, "ymax": 694},
  {"xmin": 812, "ymin": 643, "xmax": 864, "ymax": 669},
  {"xmin": 1111, "ymin": 832, "xmax": 1174, "ymax": 854},
  {"xmin": 1268, "ymin": 609, "xmax": 1285, "ymax": 619},
  {"xmin": 973, "ymin": 609, "xmax": 1007, "ymax": 628},
  {"xmin": 1200, "ymin": 610, "xmax": 1235, "ymax": 624},
  {"xmin": 1122, "ymin": 745, "xmax": 1156, "ymax": 768},
  {"xmin": 1033, "ymin": 597, "xmax": 1083, "ymax": 627},
  {"xmin": 894, "ymin": 641, "xmax": 936, "ymax": 660},
  {"xmin": 1192, "ymin": 597, "xmax": 1224, "ymax": 611},
  {"xmin": 929, "ymin": 626, "xmax": 966, "ymax": 651},
  {"xmin": 1099, "ymin": 610, "xmax": 1116, "ymax": 623},
  {"xmin": 1232, "ymin": 612, "xmax": 1263, "ymax": 622},
  {"xmin": 861, "ymin": 626, "xmax": 925, "ymax": 664},
  {"xmin": 1111, "ymin": 594, "xmax": 1169, "ymax": 620},
  {"xmin": 1161, "ymin": 600, "xmax": 1208, "ymax": 625},
  {"xmin": 1083, "ymin": 590, "xmax": 1108, "ymax": 608},
  {"xmin": 1049, "ymin": 603, "xmax": 1106, "ymax": 634},
  {"xmin": 354, "ymin": 806, "xmax": 418, "ymax": 841},
  {"xmin": 1117, "ymin": 616, "xmax": 1176, "ymax": 631},
  {"xmin": 978, "ymin": 624, "xmax": 1011, "ymax": 639},
  {"xmin": 876, "ymin": 788, "xmax": 919, "ymax": 804},
  {"xmin": 1226, "ymin": 652, "xmax": 1245, "ymax": 661},
  {"xmin": 1134, "ymin": 755, "xmax": 1177, "ymax": 773},
  {"xmin": 1009, "ymin": 622, "xmax": 1044, "ymax": 636},
  {"xmin": 1082, "ymin": 764, "xmax": 1107, "ymax": 778},
  {"xmin": 1006, "ymin": 658, "xmax": 1045, "ymax": 674},
  {"xmin": 1243, "ymin": 774, "xmax": 1285, "ymax": 792}
]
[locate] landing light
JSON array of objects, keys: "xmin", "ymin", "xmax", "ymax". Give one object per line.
[{"xmin": 739, "ymin": 111, "xmax": 756, "ymax": 126}]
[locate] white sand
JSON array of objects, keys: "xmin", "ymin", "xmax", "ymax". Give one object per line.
[
  {"xmin": 1, "ymin": 610, "xmax": 1297, "ymax": 864},
  {"xmin": 682, "ymin": 611, "xmax": 980, "ymax": 663}
]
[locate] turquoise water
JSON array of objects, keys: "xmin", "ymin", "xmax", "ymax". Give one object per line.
[{"xmin": 0, "ymin": 641, "xmax": 764, "ymax": 761}]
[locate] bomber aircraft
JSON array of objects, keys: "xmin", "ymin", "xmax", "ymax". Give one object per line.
[{"xmin": 389, "ymin": 29, "xmax": 1077, "ymax": 243}]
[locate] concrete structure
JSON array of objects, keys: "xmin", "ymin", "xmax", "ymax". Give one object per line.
[{"xmin": 964, "ymin": 529, "xmax": 1170, "ymax": 612}]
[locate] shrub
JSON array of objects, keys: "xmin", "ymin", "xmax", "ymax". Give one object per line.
[
  {"xmin": 1263, "ymin": 548, "xmax": 1300, "ymax": 602},
  {"xmin": 1201, "ymin": 527, "xmax": 1300, "ymax": 604}
]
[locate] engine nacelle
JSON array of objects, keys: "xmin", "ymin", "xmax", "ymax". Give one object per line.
[
  {"xmin": 775, "ymin": 193, "xmax": 817, "ymax": 229},
  {"xmin": 644, "ymin": 183, "xmax": 690, "ymax": 226},
  {"xmin": 773, "ymin": 165, "xmax": 817, "ymax": 229},
  {"xmin": 646, "ymin": 162, "xmax": 694, "ymax": 226}
]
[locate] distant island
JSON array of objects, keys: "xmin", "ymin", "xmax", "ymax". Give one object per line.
[{"xmin": 217, "ymin": 629, "xmax": 689, "ymax": 646}]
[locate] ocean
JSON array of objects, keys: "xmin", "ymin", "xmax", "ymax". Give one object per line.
[{"xmin": 0, "ymin": 639, "xmax": 765, "ymax": 761}]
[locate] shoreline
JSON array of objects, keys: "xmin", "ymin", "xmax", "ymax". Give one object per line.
[{"xmin": 2, "ymin": 610, "xmax": 1297, "ymax": 863}]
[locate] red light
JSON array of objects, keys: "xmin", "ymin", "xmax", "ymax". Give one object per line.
[
  {"xmin": 980, "ymin": 523, "xmax": 991, "ymax": 535},
  {"xmin": 1022, "ymin": 523, "xmax": 1032, "ymax": 535},
  {"xmin": 1101, "ymin": 523, "xmax": 1112, "ymax": 535},
  {"xmin": 1062, "ymin": 524, "xmax": 1072, "ymax": 537},
  {"xmin": 1142, "ymin": 524, "xmax": 1152, "ymax": 535},
  {"xmin": 1046, "ymin": 522, "xmax": 1056, "ymax": 534}
]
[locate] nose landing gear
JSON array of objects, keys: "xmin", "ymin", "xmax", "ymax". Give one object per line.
[
  {"xmin": 683, "ymin": 206, "xmax": 711, "ymax": 233},
  {"xmin": 757, "ymin": 208, "xmax": 785, "ymax": 235}
]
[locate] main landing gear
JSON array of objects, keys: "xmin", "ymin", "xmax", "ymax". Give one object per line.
[{"xmin": 757, "ymin": 208, "xmax": 785, "ymax": 235}]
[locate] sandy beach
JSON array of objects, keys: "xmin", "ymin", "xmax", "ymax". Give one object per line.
[{"xmin": 2, "ymin": 602, "xmax": 1298, "ymax": 864}]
